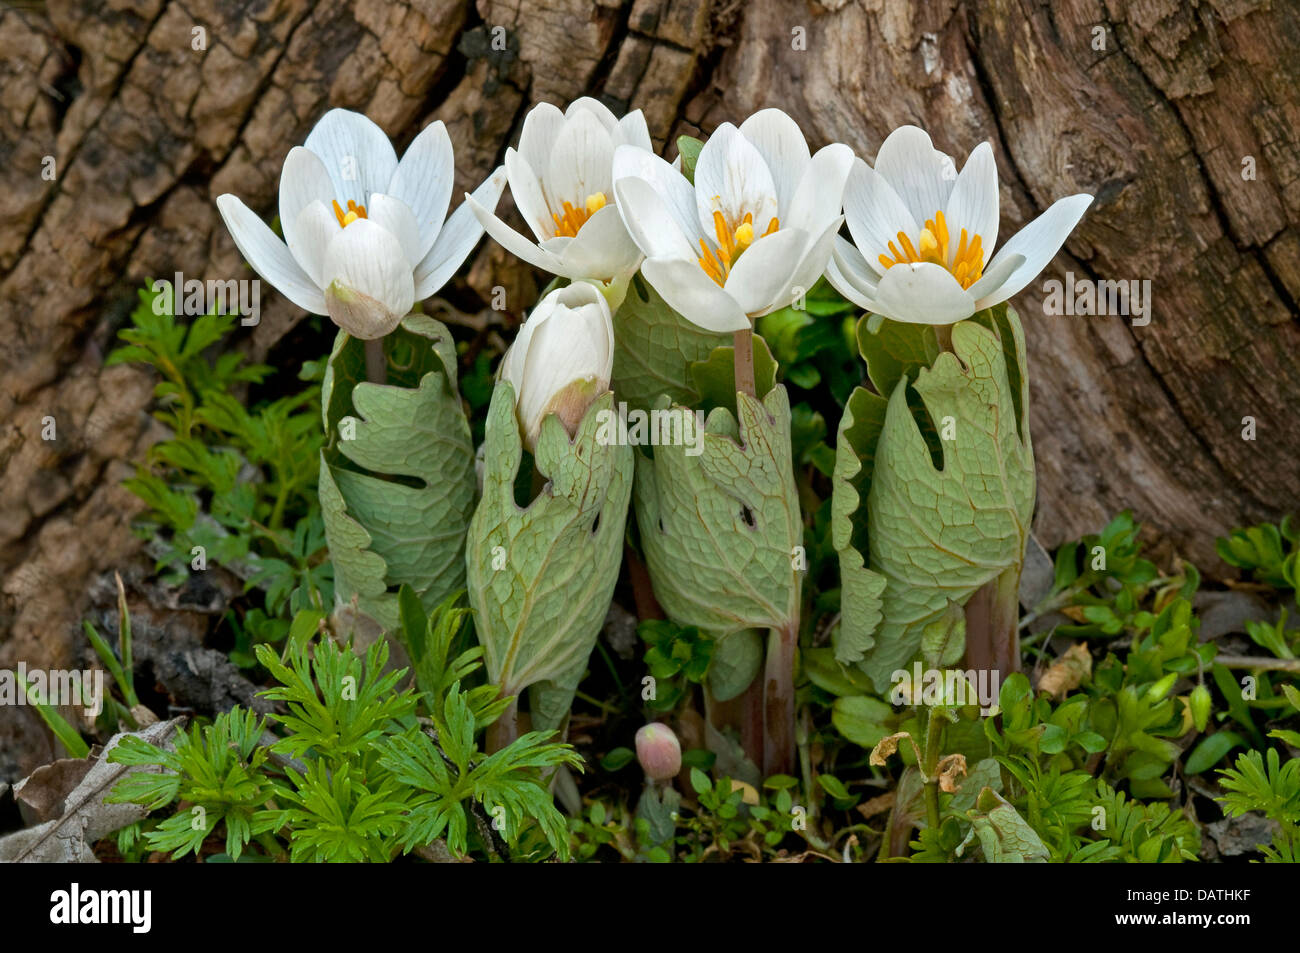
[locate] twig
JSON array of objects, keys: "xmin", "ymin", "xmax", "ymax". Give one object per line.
[{"xmin": 1213, "ymin": 655, "xmax": 1300, "ymax": 673}]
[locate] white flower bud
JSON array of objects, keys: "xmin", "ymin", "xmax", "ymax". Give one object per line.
[{"xmin": 500, "ymin": 281, "xmax": 614, "ymax": 452}]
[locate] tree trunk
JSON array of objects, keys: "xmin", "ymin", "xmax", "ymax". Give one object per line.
[{"xmin": 2, "ymin": 0, "xmax": 1297, "ymax": 775}]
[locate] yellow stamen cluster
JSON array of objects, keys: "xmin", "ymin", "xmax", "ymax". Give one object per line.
[
  {"xmin": 698, "ymin": 209, "xmax": 779, "ymax": 286},
  {"xmin": 332, "ymin": 198, "xmax": 368, "ymax": 228},
  {"xmin": 877, "ymin": 209, "xmax": 985, "ymax": 289},
  {"xmin": 552, "ymin": 192, "xmax": 607, "ymax": 238}
]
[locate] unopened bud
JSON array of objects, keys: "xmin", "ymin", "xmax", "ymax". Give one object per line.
[
  {"xmin": 1189, "ymin": 683, "xmax": 1211, "ymax": 733},
  {"xmin": 500, "ymin": 281, "xmax": 613, "ymax": 452},
  {"xmin": 635, "ymin": 722, "xmax": 682, "ymax": 781}
]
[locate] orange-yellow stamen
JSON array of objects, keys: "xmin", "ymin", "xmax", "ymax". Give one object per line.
[
  {"xmin": 697, "ymin": 211, "xmax": 779, "ymax": 286},
  {"xmin": 876, "ymin": 209, "xmax": 985, "ymax": 289},
  {"xmin": 332, "ymin": 198, "xmax": 368, "ymax": 228},
  {"xmin": 551, "ymin": 192, "xmax": 607, "ymax": 238}
]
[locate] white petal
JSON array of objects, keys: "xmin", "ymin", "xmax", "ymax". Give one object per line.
[
  {"xmin": 976, "ymin": 193, "xmax": 1093, "ymax": 307},
  {"xmin": 694, "ymin": 123, "xmax": 779, "ymax": 238},
  {"xmin": 289, "ymin": 200, "xmax": 338, "ymax": 286},
  {"xmin": 612, "ymin": 144, "xmax": 702, "ymax": 245},
  {"xmin": 555, "ymin": 204, "xmax": 644, "ymax": 282},
  {"xmin": 825, "ymin": 255, "xmax": 880, "ymax": 313},
  {"xmin": 303, "ymin": 108, "xmax": 398, "ymax": 207},
  {"xmin": 278, "ymin": 147, "xmax": 335, "ymax": 266},
  {"xmin": 833, "ymin": 234, "xmax": 881, "ymax": 292},
  {"xmin": 387, "ymin": 120, "xmax": 454, "ymax": 262},
  {"xmin": 366, "ymin": 193, "xmax": 422, "ymax": 268},
  {"xmin": 871, "ymin": 261, "xmax": 976, "ymax": 325},
  {"xmin": 640, "ymin": 256, "xmax": 750, "ymax": 332},
  {"xmin": 322, "ymin": 218, "xmax": 413, "ymax": 316},
  {"xmin": 842, "ymin": 157, "xmax": 918, "ymax": 268},
  {"xmin": 517, "ymin": 102, "xmax": 566, "ymax": 183},
  {"xmin": 523, "ymin": 283, "xmax": 614, "ymax": 386},
  {"xmin": 944, "ymin": 141, "xmax": 999, "ymax": 268},
  {"xmin": 614, "ymin": 110, "xmax": 653, "ymax": 152},
  {"xmin": 547, "ymin": 107, "xmax": 615, "ymax": 206},
  {"xmin": 785, "ymin": 142, "xmax": 854, "ymax": 236},
  {"xmin": 216, "ymin": 194, "xmax": 327, "ymax": 313},
  {"xmin": 612, "ymin": 174, "xmax": 697, "ymax": 262},
  {"xmin": 762, "ymin": 218, "xmax": 841, "ymax": 316},
  {"xmin": 873, "ymin": 125, "xmax": 956, "ymax": 229},
  {"xmin": 737, "ymin": 108, "xmax": 810, "ymax": 217},
  {"xmin": 415, "ymin": 167, "xmax": 508, "ymax": 299},
  {"xmin": 468, "ymin": 195, "xmax": 566, "ymax": 277},
  {"xmin": 967, "ymin": 251, "xmax": 1024, "ymax": 303},
  {"xmin": 566, "ymin": 96, "xmax": 619, "ymax": 132},
  {"xmin": 724, "ymin": 228, "xmax": 807, "ymax": 315},
  {"xmin": 504, "ymin": 146, "xmax": 554, "ymax": 240}
]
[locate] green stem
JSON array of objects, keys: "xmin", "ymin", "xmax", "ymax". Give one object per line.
[
  {"xmin": 922, "ymin": 706, "xmax": 944, "ymax": 830},
  {"xmin": 268, "ymin": 481, "xmax": 290, "ymax": 531},
  {"xmin": 364, "ymin": 337, "xmax": 387, "ymax": 385},
  {"xmin": 733, "ymin": 327, "xmax": 756, "ymax": 401}
]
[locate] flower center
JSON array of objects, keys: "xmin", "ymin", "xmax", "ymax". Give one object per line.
[
  {"xmin": 877, "ymin": 209, "xmax": 985, "ymax": 290},
  {"xmin": 552, "ymin": 192, "xmax": 607, "ymax": 238},
  {"xmin": 332, "ymin": 199, "xmax": 368, "ymax": 228},
  {"xmin": 697, "ymin": 209, "xmax": 779, "ymax": 286}
]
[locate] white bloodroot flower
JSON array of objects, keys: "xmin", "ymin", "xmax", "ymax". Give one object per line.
[
  {"xmin": 217, "ymin": 108, "xmax": 506, "ymax": 340},
  {"xmin": 467, "ymin": 98, "xmax": 651, "ymax": 292},
  {"xmin": 825, "ymin": 125, "xmax": 1093, "ymax": 326},
  {"xmin": 612, "ymin": 108, "xmax": 853, "ymax": 333},
  {"xmin": 500, "ymin": 281, "xmax": 615, "ymax": 452}
]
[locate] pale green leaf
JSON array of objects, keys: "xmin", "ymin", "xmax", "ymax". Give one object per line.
[
  {"xmin": 466, "ymin": 383, "xmax": 633, "ymax": 731},
  {"xmin": 855, "ymin": 307, "xmax": 1034, "ymax": 690},
  {"xmin": 318, "ymin": 315, "xmax": 475, "ymax": 631},
  {"xmin": 611, "ymin": 277, "xmax": 729, "ymax": 413},
  {"xmin": 633, "ymin": 386, "xmax": 802, "ymax": 638},
  {"xmin": 831, "ymin": 386, "xmax": 889, "ymax": 663}
]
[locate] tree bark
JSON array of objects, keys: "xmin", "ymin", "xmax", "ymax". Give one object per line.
[{"xmin": 1, "ymin": 0, "xmax": 1296, "ymax": 744}]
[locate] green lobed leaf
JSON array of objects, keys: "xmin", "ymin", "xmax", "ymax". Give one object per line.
[
  {"xmin": 959, "ymin": 787, "xmax": 1049, "ymax": 863},
  {"xmin": 850, "ymin": 307, "xmax": 1034, "ymax": 690},
  {"xmin": 610, "ymin": 276, "xmax": 729, "ymax": 413},
  {"xmin": 633, "ymin": 385, "xmax": 802, "ymax": 640},
  {"xmin": 319, "ymin": 315, "xmax": 475, "ymax": 631},
  {"xmin": 830, "ymin": 386, "xmax": 889, "ymax": 664},
  {"xmin": 466, "ymin": 382, "xmax": 633, "ymax": 732},
  {"xmin": 855, "ymin": 313, "xmax": 940, "ymax": 398}
]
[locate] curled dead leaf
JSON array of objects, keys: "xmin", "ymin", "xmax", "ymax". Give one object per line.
[
  {"xmin": 1037, "ymin": 643, "xmax": 1092, "ymax": 699},
  {"xmin": 869, "ymin": 731, "xmax": 921, "ymax": 767},
  {"xmin": 937, "ymin": 754, "xmax": 968, "ymax": 793}
]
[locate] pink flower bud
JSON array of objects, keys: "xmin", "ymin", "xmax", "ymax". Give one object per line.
[{"xmin": 635, "ymin": 723, "xmax": 682, "ymax": 781}]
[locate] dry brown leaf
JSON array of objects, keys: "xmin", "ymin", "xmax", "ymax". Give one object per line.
[
  {"xmin": 856, "ymin": 790, "xmax": 896, "ymax": 820},
  {"xmin": 0, "ymin": 718, "xmax": 182, "ymax": 863},
  {"xmin": 13, "ymin": 758, "xmax": 93, "ymax": 825},
  {"xmin": 1038, "ymin": 643, "xmax": 1093, "ymax": 699},
  {"xmin": 937, "ymin": 754, "xmax": 969, "ymax": 793}
]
